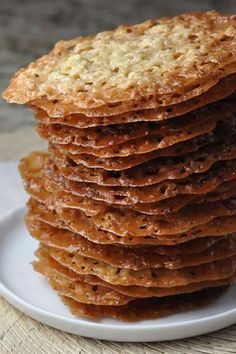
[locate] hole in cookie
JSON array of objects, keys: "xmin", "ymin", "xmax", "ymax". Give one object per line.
[
  {"xmin": 166, "ymin": 107, "xmax": 173, "ymax": 113},
  {"xmin": 160, "ymin": 186, "xmax": 167, "ymax": 195}
]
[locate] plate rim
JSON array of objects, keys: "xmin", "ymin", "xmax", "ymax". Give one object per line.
[{"xmin": 0, "ymin": 206, "xmax": 236, "ymax": 341}]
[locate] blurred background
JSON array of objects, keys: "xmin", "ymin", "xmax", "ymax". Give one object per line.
[{"xmin": 0, "ymin": 0, "xmax": 235, "ymax": 138}]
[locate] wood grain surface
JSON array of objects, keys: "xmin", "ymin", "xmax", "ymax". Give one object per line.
[{"xmin": 0, "ymin": 0, "xmax": 235, "ymax": 352}]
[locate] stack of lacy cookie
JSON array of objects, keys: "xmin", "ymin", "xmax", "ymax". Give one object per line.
[{"xmin": 3, "ymin": 11, "xmax": 236, "ymax": 321}]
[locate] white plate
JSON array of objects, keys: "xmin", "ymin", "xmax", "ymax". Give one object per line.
[{"xmin": 0, "ymin": 206, "xmax": 236, "ymax": 342}]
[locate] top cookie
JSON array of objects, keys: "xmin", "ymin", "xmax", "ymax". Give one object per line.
[{"xmin": 3, "ymin": 11, "xmax": 236, "ymax": 116}]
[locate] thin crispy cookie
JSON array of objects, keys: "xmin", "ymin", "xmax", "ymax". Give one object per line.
[
  {"xmin": 61, "ymin": 287, "xmax": 228, "ymax": 321},
  {"xmin": 28, "ymin": 218, "xmax": 236, "ymax": 270},
  {"xmin": 3, "ymin": 12, "xmax": 236, "ymax": 116},
  {"xmin": 27, "ymin": 198, "xmax": 236, "ymax": 246},
  {"xmin": 34, "ymin": 247, "xmax": 235, "ymax": 298}
]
